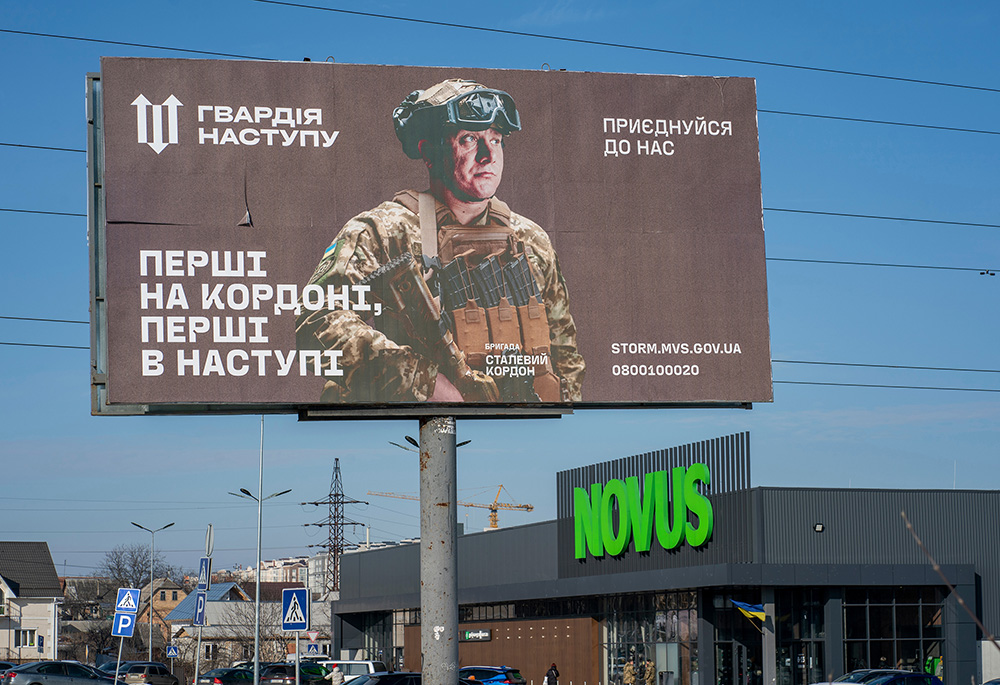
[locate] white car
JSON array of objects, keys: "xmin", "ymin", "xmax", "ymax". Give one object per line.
[{"xmin": 318, "ymin": 662, "xmax": 389, "ymax": 683}]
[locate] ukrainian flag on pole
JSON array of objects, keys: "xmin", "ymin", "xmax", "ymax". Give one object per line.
[{"xmin": 731, "ymin": 600, "xmax": 765, "ymax": 633}]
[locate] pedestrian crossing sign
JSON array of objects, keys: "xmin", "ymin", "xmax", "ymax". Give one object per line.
[
  {"xmin": 116, "ymin": 588, "xmax": 141, "ymax": 613},
  {"xmin": 281, "ymin": 588, "xmax": 310, "ymax": 631}
]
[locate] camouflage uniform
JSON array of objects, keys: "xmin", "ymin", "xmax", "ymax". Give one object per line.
[{"xmin": 296, "ymin": 190, "xmax": 585, "ymax": 402}]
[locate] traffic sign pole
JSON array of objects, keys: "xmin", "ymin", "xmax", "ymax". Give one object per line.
[{"xmin": 295, "ymin": 633, "xmax": 300, "ymax": 685}]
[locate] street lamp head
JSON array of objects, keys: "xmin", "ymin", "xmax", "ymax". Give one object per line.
[
  {"xmin": 241, "ymin": 488, "xmax": 255, "ymax": 498},
  {"xmin": 267, "ymin": 488, "xmax": 292, "ymax": 500},
  {"xmin": 131, "ymin": 522, "xmax": 147, "ymax": 532},
  {"xmin": 161, "ymin": 522, "xmax": 176, "ymax": 531}
]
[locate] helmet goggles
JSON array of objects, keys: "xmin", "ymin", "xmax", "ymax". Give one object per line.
[{"xmin": 443, "ymin": 88, "xmax": 521, "ymax": 133}]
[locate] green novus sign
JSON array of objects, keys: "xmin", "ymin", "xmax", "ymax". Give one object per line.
[{"xmin": 573, "ymin": 463, "xmax": 714, "ymax": 559}]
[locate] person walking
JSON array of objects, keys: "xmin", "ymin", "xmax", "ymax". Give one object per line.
[
  {"xmin": 546, "ymin": 664, "xmax": 560, "ymax": 685},
  {"xmin": 644, "ymin": 659, "xmax": 656, "ymax": 685},
  {"xmin": 324, "ymin": 666, "xmax": 344, "ymax": 685},
  {"xmin": 623, "ymin": 660, "xmax": 636, "ymax": 685}
]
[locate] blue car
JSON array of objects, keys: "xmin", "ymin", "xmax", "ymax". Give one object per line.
[{"xmin": 458, "ymin": 667, "xmax": 526, "ymax": 685}]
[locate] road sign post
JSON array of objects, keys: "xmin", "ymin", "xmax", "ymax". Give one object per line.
[
  {"xmin": 195, "ymin": 525, "xmax": 214, "ymax": 685},
  {"xmin": 112, "ymin": 588, "xmax": 141, "ymax": 682}
]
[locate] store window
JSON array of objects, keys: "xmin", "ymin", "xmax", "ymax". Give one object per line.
[
  {"xmin": 843, "ymin": 587, "xmax": 943, "ymax": 674},
  {"xmin": 775, "ymin": 589, "xmax": 825, "ymax": 685},
  {"xmin": 605, "ymin": 592, "xmax": 699, "ymax": 685},
  {"xmin": 712, "ymin": 593, "xmax": 763, "ymax": 685}
]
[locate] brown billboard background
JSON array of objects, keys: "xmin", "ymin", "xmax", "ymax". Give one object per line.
[{"xmin": 94, "ymin": 57, "xmax": 772, "ymax": 412}]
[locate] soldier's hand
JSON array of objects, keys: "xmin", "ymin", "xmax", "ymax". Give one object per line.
[{"xmin": 428, "ymin": 373, "xmax": 465, "ymax": 402}]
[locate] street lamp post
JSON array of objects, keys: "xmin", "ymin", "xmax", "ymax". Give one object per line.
[
  {"xmin": 131, "ymin": 521, "xmax": 175, "ymax": 662},
  {"xmin": 229, "ymin": 486, "xmax": 291, "ymax": 685}
]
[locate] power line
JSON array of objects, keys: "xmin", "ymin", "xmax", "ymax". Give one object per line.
[
  {"xmin": 246, "ymin": 0, "xmax": 1000, "ymax": 94},
  {"xmin": 758, "ymin": 109, "xmax": 1000, "ymax": 136},
  {"xmin": 1, "ymin": 315, "xmax": 88, "ymax": 325},
  {"xmin": 0, "ymin": 341, "xmax": 87, "ymax": 350},
  {"xmin": 772, "ymin": 360, "xmax": 1000, "ymax": 374},
  {"xmin": 5, "ymin": 202, "xmax": 996, "ymax": 231},
  {"xmin": 0, "ymin": 28, "xmax": 270, "ymax": 60},
  {"xmin": 1, "ymin": 207, "xmax": 86, "ymax": 218},
  {"xmin": 775, "ymin": 380, "xmax": 1000, "ymax": 393},
  {"xmin": 766, "ymin": 257, "xmax": 995, "ymax": 274},
  {"xmin": 1, "ymin": 141, "xmax": 86, "ymax": 153},
  {"xmin": 763, "ymin": 207, "xmax": 1000, "ymax": 229}
]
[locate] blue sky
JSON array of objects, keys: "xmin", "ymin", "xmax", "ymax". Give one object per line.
[{"xmin": 1, "ymin": 1, "xmax": 997, "ymax": 578}]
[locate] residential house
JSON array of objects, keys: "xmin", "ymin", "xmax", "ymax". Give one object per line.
[
  {"xmin": 166, "ymin": 581, "xmax": 328, "ymax": 667},
  {"xmin": 0, "ymin": 541, "xmax": 63, "ymax": 661},
  {"xmin": 138, "ymin": 578, "xmax": 188, "ymax": 657}
]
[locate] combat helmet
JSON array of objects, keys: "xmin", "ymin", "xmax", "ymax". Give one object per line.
[{"xmin": 393, "ymin": 78, "xmax": 521, "ymax": 159}]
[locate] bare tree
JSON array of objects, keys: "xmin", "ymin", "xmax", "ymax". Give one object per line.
[
  {"xmin": 96, "ymin": 543, "xmax": 183, "ymax": 589},
  {"xmin": 216, "ymin": 600, "xmax": 289, "ymax": 665}
]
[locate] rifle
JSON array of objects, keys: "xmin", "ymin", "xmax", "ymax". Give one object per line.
[{"xmin": 360, "ymin": 252, "xmax": 499, "ymax": 402}]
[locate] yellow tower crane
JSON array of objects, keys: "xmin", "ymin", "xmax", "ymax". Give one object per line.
[{"xmin": 367, "ymin": 485, "xmax": 534, "ymax": 529}]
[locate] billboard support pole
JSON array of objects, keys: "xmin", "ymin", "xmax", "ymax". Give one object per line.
[{"xmin": 419, "ymin": 416, "xmax": 458, "ymax": 685}]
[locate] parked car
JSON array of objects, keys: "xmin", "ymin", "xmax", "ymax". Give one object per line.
[
  {"xmin": 865, "ymin": 675, "xmax": 943, "ymax": 685},
  {"xmin": 318, "ymin": 662, "xmax": 389, "ymax": 684},
  {"xmin": 120, "ymin": 664, "xmax": 179, "ymax": 685},
  {"xmin": 3, "ymin": 661, "xmax": 118, "ymax": 685},
  {"xmin": 195, "ymin": 669, "xmax": 254, "ymax": 685},
  {"xmin": 458, "ymin": 667, "xmax": 526, "ymax": 685},
  {"xmin": 349, "ymin": 674, "xmax": 477, "ymax": 685},
  {"xmin": 812, "ymin": 671, "xmax": 913, "ymax": 685},
  {"xmin": 260, "ymin": 663, "xmax": 329, "ymax": 685},
  {"xmin": 0, "ymin": 665, "xmax": 16, "ymax": 675},
  {"xmin": 96, "ymin": 663, "xmax": 169, "ymax": 679}
]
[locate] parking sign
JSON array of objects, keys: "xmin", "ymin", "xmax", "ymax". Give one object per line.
[{"xmin": 112, "ymin": 612, "xmax": 136, "ymax": 638}]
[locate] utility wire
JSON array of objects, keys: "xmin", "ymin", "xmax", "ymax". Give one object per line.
[
  {"xmin": 1, "ymin": 315, "xmax": 88, "ymax": 325},
  {"xmin": 758, "ymin": 109, "xmax": 1000, "ymax": 136},
  {"xmin": 766, "ymin": 258, "xmax": 995, "ymax": 274},
  {"xmin": 246, "ymin": 0, "xmax": 999, "ymax": 94},
  {"xmin": 1, "ymin": 341, "xmax": 88, "ymax": 350},
  {"xmin": 772, "ymin": 360, "xmax": 1000, "ymax": 374},
  {"xmin": 1, "ymin": 207, "xmax": 86, "ymax": 218},
  {"xmin": 1, "ymin": 141, "xmax": 86, "ymax": 153},
  {"xmin": 0, "ymin": 28, "xmax": 270, "ymax": 60},
  {"xmin": 5, "ymin": 203, "xmax": 996, "ymax": 230},
  {"xmin": 4, "ymin": 334, "xmax": 997, "ymax": 392},
  {"xmin": 775, "ymin": 380, "xmax": 999, "ymax": 393},
  {"xmin": 762, "ymin": 207, "xmax": 1000, "ymax": 229}
]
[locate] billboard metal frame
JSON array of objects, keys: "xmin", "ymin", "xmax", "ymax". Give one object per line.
[{"xmin": 87, "ymin": 63, "xmax": 765, "ymax": 418}]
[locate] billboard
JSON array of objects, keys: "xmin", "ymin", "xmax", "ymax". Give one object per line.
[{"xmin": 89, "ymin": 58, "xmax": 771, "ymax": 416}]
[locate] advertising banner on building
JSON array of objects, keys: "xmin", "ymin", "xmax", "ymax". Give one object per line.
[{"xmin": 90, "ymin": 58, "xmax": 772, "ymax": 415}]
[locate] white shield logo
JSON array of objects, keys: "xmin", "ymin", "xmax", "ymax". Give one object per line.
[{"xmin": 132, "ymin": 94, "xmax": 183, "ymax": 153}]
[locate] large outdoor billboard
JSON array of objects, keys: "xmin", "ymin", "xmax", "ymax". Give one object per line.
[{"xmin": 89, "ymin": 58, "xmax": 772, "ymax": 416}]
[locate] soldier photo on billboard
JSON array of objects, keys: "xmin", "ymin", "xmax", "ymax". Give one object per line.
[{"xmin": 296, "ymin": 78, "xmax": 586, "ymax": 404}]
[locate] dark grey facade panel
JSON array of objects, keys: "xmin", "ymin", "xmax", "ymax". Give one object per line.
[
  {"xmin": 760, "ymin": 487, "xmax": 1000, "ymax": 628},
  {"xmin": 556, "ymin": 431, "xmax": 751, "ymax": 519}
]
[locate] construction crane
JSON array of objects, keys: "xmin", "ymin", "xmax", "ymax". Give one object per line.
[{"xmin": 368, "ymin": 485, "xmax": 533, "ymax": 529}]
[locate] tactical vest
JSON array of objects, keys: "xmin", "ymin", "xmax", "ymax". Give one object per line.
[{"xmin": 394, "ymin": 190, "xmax": 562, "ymax": 402}]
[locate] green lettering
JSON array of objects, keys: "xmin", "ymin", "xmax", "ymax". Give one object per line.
[
  {"xmin": 654, "ymin": 468, "xmax": 686, "ymax": 550},
  {"xmin": 625, "ymin": 476, "xmax": 654, "ymax": 552},
  {"xmin": 573, "ymin": 484, "xmax": 604, "ymax": 559},
  {"xmin": 601, "ymin": 478, "xmax": 631, "ymax": 556},
  {"xmin": 684, "ymin": 463, "xmax": 714, "ymax": 547}
]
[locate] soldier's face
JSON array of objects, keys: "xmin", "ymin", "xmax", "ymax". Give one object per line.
[{"xmin": 441, "ymin": 126, "xmax": 505, "ymax": 201}]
